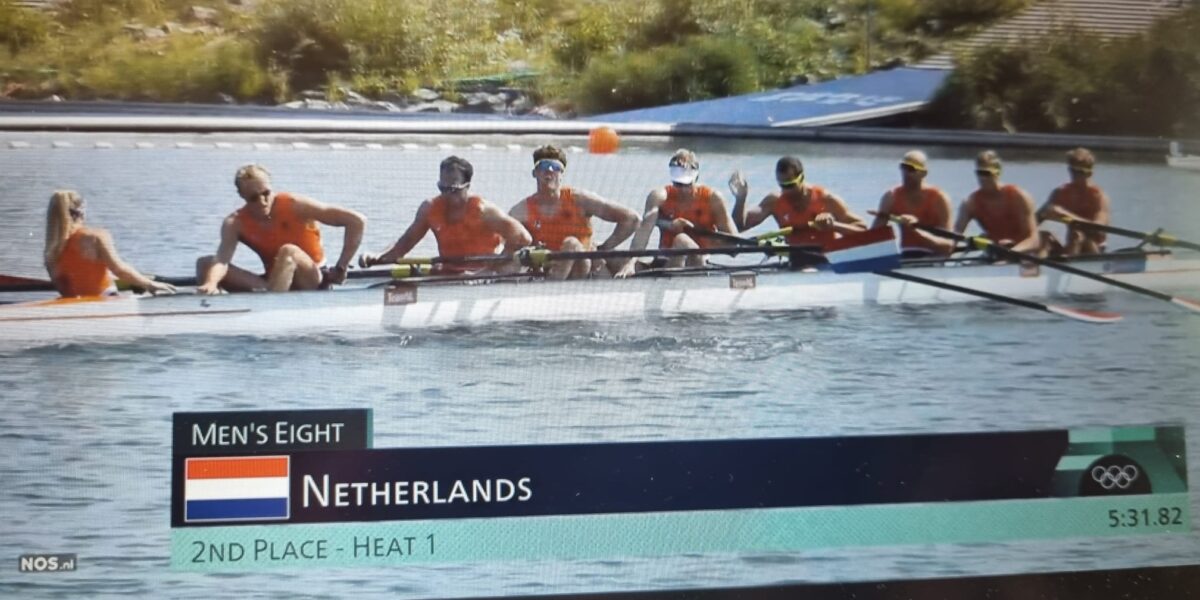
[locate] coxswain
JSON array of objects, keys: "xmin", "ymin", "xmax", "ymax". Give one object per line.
[{"xmin": 44, "ymin": 190, "xmax": 176, "ymax": 297}]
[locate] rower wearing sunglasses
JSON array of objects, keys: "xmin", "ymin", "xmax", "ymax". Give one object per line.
[
  {"xmin": 196, "ymin": 164, "xmax": 366, "ymax": 294},
  {"xmin": 1035, "ymin": 147, "xmax": 1111, "ymax": 256},
  {"xmin": 728, "ymin": 156, "xmax": 866, "ymax": 250},
  {"xmin": 359, "ymin": 156, "xmax": 531, "ymax": 274},
  {"xmin": 869, "ymin": 150, "xmax": 954, "ymax": 257},
  {"xmin": 954, "ymin": 150, "xmax": 1041, "ymax": 254},
  {"xmin": 615, "ymin": 149, "xmax": 738, "ymax": 278},
  {"xmin": 509, "ymin": 145, "xmax": 640, "ymax": 280}
]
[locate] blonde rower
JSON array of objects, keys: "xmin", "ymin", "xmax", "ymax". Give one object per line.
[{"xmin": 44, "ymin": 191, "xmax": 175, "ymax": 297}]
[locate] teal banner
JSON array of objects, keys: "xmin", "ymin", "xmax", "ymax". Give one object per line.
[{"xmin": 172, "ymin": 494, "xmax": 1191, "ymax": 571}]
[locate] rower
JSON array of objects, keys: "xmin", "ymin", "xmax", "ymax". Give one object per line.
[
  {"xmin": 509, "ymin": 145, "xmax": 640, "ymax": 280},
  {"xmin": 196, "ymin": 165, "xmax": 366, "ymax": 294},
  {"xmin": 954, "ymin": 150, "xmax": 1040, "ymax": 254},
  {"xmin": 1036, "ymin": 147, "xmax": 1111, "ymax": 255},
  {"xmin": 359, "ymin": 156, "xmax": 531, "ymax": 274},
  {"xmin": 870, "ymin": 150, "xmax": 954, "ymax": 257},
  {"xmin": 43, "ymin": 190, "xmax": 176, "ymax": 297},
  {"xmin": 615, "ymin": 149, "xmax": 738, "ymax": 277},
  {"xmin": 728, "ymin": 156, "xmax": 866, "ymax": 249}
]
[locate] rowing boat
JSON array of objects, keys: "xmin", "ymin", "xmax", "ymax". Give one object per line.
[{"xmin": 2, "ymin": 252, "xmax": 1198, "ymax": 346}]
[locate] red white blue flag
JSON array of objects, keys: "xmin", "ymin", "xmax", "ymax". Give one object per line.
[
  {"xmin": 184, "ymin": 456, "xmax": 290, "ymax": 523},
  {"xmin": 824, "ymin": 225, "xmax": 902, "ymax": 274}
]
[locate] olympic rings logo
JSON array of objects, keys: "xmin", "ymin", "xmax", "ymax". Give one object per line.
[{"xmin": 1091, "ymin": 464, "xmax": 1140, "ymax": 490}]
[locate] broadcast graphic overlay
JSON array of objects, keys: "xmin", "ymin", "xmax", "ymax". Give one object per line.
[{"xmin": 171, "ymin": 411, "xmax": 1189, "ymax": 571}]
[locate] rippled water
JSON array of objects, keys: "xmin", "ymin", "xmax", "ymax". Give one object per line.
[{"xmin": 2, "ymin": 132, "xmax": 1200, "ymax": 598}]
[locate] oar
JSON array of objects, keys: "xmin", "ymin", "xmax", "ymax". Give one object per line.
[
  {"xmin": 878, "ymin": 269, "xmax": 1122, "ymax": 324},
  {"xmin": 1049, "ymin": 217, "xmax": 1200, "ymax": 252},
  {"xmin": 0, "ymin": 274, "xmax": 55, "ymax": 293},
  {"xmin": 907, "ymin": 221, "xmax": 1200, "ymax": 313},
  {"xmin": 655, "ymin": 220, "xmax": 793, "ymax": 247}
]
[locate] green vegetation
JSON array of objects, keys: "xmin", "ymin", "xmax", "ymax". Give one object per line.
[
  {"xmin": 926, "ymin": 6, "xmax": 1200, "ymax": 137},
  {"xmin": 0, "ymin": 0, "xmax": 1033, "ymax": 112}
]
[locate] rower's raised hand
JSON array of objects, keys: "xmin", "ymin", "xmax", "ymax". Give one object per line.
[{"xmin": 728, "ymin": 171, "xmax": 748, "ymax": 201}]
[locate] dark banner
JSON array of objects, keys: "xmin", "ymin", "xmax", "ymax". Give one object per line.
[{"xmin": 172, "ymin": 409, "xmax": 372, "ymax": 456}]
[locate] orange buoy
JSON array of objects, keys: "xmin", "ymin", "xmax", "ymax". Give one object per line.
[{"xmin": 588, "ymin": 126, "xmax": 620, "ymax": 154}]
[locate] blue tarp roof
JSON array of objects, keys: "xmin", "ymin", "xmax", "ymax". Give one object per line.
[{"xmin": 591, "ymin": 67, "xmax": 950, "ymax": 127}]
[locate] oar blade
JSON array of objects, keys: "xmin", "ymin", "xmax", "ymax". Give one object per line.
[
  {"xmin": 1045, "ymin": 305, "xmax": 1124, "ymax": 324},
  {"xmin": 1170, "ymin": 295, "xmax": 1200, "ymax": 313}
]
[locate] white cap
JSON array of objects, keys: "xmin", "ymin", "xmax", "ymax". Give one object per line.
[{"xmin": 670, "ymin": 165, "xmax": 699, "ymax": 185}]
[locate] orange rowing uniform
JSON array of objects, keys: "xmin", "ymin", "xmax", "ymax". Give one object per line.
[
  {"xmin": 970, "ymin": 184, "xmax": 1031, "ymax": 243},
  {"xmin": 53, "ymin": 230, "xmax": 112, "ymax": 297},
  {"xmin": 522, "ymin": 187, "xmax": 593, "ymax": 251},
  {"xmin": 659, "ymin": 185, "xmax": 719, "ymax": 249},
  {"xmin": 427, "ymin": 195, "xmax": 503, "ymax": 273},
  {"xmin": 889, "ymin": 185, "xmax": 948, "ymax": 255},
  {"xmin": 236, "ymin": 192, "xmax": 325, "ymax": 275},
  {"xmin": 772, "ymin": 185, "xmax": 836, "ymax": 249},
  {"xmin": 1051, "ymin": 182, "xmax": 1107, "ymax": 244}
]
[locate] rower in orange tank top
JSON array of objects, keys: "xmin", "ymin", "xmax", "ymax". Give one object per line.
[
  {"xmin": 427, "ymin": 194, "xmax": 504, "ymax": 272},
  {"xmin": 770, "ymin": 185, "xmax": 837, "ymax": 249},
  {"xmin": 613, "ymin": 149, "xmax": 739, "ymax": 277},
  {"xmin": 235, "ymin": 192, "xmax": 325, "ymax": 275},
  {"xmin": 358, "ymin": 156, "xmax": 532, "ymax": 276},
  {"xmin": 43, "ymin": 190, "xmax": 175, "ymax": 298},
  {"xmin": 54, "ymin": 230, "xmax": 112, "ymax": 297},
  {"xmin": 955, "ymin": 150, "xmax": 1041, "ymax": 255},
  {"xmin": 659, "ymin": 184, "xmax": 720, "ymax": 249},
  {"xmin": 729, "ymin": 156, "xmax": 866, "ymax": 254},
  {"xmin": 512, "ymin": 146, "xmax": 641, "ymax": 280},
  {"xmin": 196, "ymin": 164, "xmax": 366, "ymax": 294},
  {"xmin": 523, "ymin": 187, "xmax": 592, "ymax": 251},
  {"xmin": 866, "ymin": 150, "xmax": 954, "ymax": 256},
  {"xmin": 1036, "ymin": 147, "xmax": 1112, "ymax": 255}
]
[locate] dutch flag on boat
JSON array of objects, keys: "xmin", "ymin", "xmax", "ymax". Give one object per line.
[
  {"xmin": 184, "ymin": 456, "xmax": 290, "ymax": 523},
  {"xmin": 824, "ymin": 224, "xmax": 903, "ymax": 274}
]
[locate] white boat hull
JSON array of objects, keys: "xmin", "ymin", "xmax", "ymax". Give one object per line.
[
  {"xmin": 2, "ymin": 254, "xmax": 1198, "ymax": 346},
  {"xmin": 1167, "ymin": 154, "xmax": 1200, "ymax": 171}
]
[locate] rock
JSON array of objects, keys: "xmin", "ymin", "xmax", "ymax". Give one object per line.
[
  {"xmin": 302, "ymin": 99, "xmax": 332, "ymax": 110},
  {"xmin": 787, "ymin": 74, "xmax": 809, "ymax": 87},
  {"xmin": 281, "ymin": 100, "xmax": 305, "ymax": 109},
  {"xmin": 298, "ymin": 89, "xmax": 325, "ymax": 101},
  {"xmin": 341, "ymin": 89, "xmax": 369, "ymax": 104},
  {"xmin": 188, "ymin": 5, "xmax": 220, "ymax": 25},
  {"xmin": 405, "ymin": 100, "xmax": 459, "ymax": 114},
  {"xmin": 44, "ymin": 95, "xmax": 64, "ymax": 102},
  {"xmin": 508, "ymin": 95, "xmax": 535, "ymax": 114},
  {"xmin": 216, "ymin": 92, "xmax": 236, "ymax": 104},
  {"xmin": 379, "ymin": 91, "xmax": 410, "ymax": 106},
  {"xmin": 411, "ymin": 88, "xmax": 440, "ymax": 102},
  {"xmin": 529, "ymin": 105, "xmax": 559, "ymax": 119}
]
